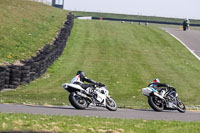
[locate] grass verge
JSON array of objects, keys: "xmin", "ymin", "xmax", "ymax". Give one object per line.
[
  {"xmin": 0, "ymin": 113, "xmax": 200, "ymax": 133},
  {"xmin": 0, "ymin": 0, "xmax": 68, "ymax": 63}
]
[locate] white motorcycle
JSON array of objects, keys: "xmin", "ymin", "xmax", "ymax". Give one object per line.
[{"xmin": 62, "ymin": 82, "xmax": 117, "ymax": 111}]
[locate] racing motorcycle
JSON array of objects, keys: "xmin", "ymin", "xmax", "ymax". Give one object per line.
[
  {"xmin": 142, "ymin": 86, "xmax": 186, "ymax": 113},
  {"xmin": 62, "ymin": 82, "xmax": 117, "ymax": 111}
]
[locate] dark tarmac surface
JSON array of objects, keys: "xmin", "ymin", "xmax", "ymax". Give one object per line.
[
  {"xmin": 0, "ymin": 104, "xmax": 200, "ymax": 122},
  {"xmin": 162, "ymin": 28, "xmax": 200, "ymax": 60}
]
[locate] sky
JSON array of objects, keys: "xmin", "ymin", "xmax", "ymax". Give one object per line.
[{"xmin": 62, "ymin": 0, "xmax": 200, "ymax": 19}]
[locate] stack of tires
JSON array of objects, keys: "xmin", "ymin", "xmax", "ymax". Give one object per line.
[
  {"xmin": 8, "ymin": 65, "xmax": 21, "ymax": 89},
  {"xmin": 0, "ymin": 13, "xmax": 74, "ymax": 91},
  {"xmin": 0, "ymin": 66, "xmax": 6, "ymax": 91},
  {"xmin": 20, "ymin": 65, "xmax": 31, "ymax": 85},
  {"xmin": 4, "ymin": 67, "xmax": 10, "ymax": 89}
]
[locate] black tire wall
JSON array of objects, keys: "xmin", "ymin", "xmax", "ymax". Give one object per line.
[{"xmin": 0, "ymin": 12, "xmax": 74, "ymax": 91}]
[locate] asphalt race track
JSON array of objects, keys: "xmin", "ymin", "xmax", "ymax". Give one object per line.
[
  {"xmin": 0, "ymin": 104, "xmax": 200, "ymax": 122},
  {"xmin": 162, "ymin": 27, "xmax": 200, "ymax": 60}
]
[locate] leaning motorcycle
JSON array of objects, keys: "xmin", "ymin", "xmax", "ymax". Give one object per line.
[
  {"xmin": 62, "ymin": 82, "xmax": 117, "ymax": 111},
  {"xmin": 142, "ymin": 86, "xmax": 186, "ymax": 113}
]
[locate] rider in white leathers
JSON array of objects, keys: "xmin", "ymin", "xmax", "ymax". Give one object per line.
[{"xmin": 71, "ymin": 71, "xmax": 103, "ymax": 89}]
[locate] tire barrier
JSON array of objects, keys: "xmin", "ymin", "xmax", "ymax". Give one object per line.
[{"xmin": 0, "ymin": 12, "xmax": 74, "ymax": 91}]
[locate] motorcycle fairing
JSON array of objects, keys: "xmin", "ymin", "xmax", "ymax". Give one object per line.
[{"xmin": 62, "ymin": 83, "xmax": 85, "ymax": 92}]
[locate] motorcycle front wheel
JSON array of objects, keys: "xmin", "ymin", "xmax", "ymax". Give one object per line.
[
  {"xmin": 176, "ymin": 98, "xmax": 186, "ymax": 113},
  {"xmin": 148, "ymin": 96, "xmax": 164, "ymax": 112},
  {"xmin": 106, "ymin": 97, "xmax": 117, "ymax": 111},
  {"xmin": 69, "ymin": 92, "xmax": 88, "ymax": 109}
]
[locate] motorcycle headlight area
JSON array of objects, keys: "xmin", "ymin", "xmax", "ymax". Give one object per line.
[
  {"xmin": 142, "ymin": 88, "xmax": 150, "ymax": 96},
  {"xmin": 98, "ymin": 87, "xmax": 109, "ymax": 96},
  {"xmin": 62, "ymin": 83, "xmax": 68, "ymax": 88}
]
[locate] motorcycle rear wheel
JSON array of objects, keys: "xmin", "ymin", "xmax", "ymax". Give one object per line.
[
  {"xmin": 106, "ymin": 97, "xmax": 117, "ymax": 111},
  {"xmin": 69, "ymin": 92, "xmax": 88, "ymax": 109},
  {"xmin": 148, "ymin": 96, "xmax": 164, "ymax": 112},
  {"xmin": 176, "ymin": 98, "xmax": 186, "ymax": 113}
]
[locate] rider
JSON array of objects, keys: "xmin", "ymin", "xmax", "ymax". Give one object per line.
[
  {"xmin": 71, "ymin": 70, "xmax": 103, "ymax": 89},
  {"xmin": 148, "ymin": 78, "xmax": 170, "ymax": 95}
]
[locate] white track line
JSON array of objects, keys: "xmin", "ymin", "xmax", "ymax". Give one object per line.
[{"xmin": 165, "ymin": 30, "xmax": 200, "ymax": 61}]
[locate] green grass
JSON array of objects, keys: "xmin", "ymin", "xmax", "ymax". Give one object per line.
[
  {"xmin": 0, "ymin": 0, "xmax": 68, "ymax": 63},
  {"xmin": 73, "ymin": 11, "xmax": 200, "ymax": 25},
  {"xmin": 0, "ymin": 113, "xmax": 199, "ymax": 133},
  {"xmin": 1, "ymin": 19, "xmax": 200, "ymax": 109}
]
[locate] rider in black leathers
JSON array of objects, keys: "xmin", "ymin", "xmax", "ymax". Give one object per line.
[
  {"xmin": 148, "ymin": 78, "xmax": 170, "ymax": 92},
  {"xmin": 72, "ymin": 71, "xmax": 103, "ymax": 89}
]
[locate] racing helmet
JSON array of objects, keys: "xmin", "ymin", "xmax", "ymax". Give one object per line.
[
  {"xmin": 76, "ymin": 70, "xmax": 86, "ymax": 81},
  {"xmin": 153, "ymin": 78, "xmax": 160, "ymax": 83},
  {"xmin": 76, "ymin": 70, "xmax": 85, "ymax": 76}
]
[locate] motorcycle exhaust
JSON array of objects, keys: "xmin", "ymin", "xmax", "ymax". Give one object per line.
[
  {"xmin": 76, "ymin": 91, "xmax": 93, "ymax": 103},
  {"xmin": 153, "ymin": 92, "xmax": 164, "ymax": 100}
]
